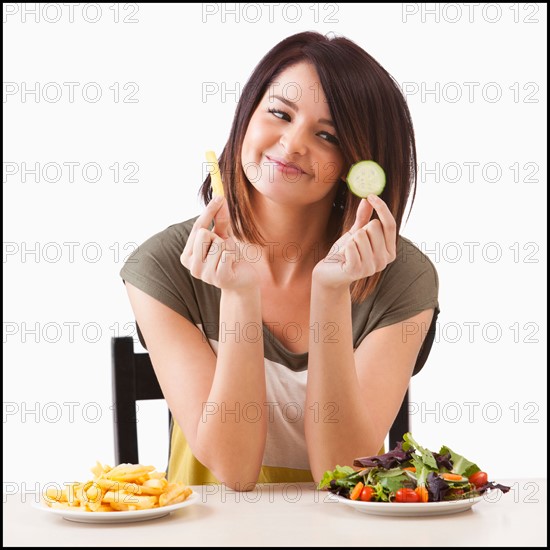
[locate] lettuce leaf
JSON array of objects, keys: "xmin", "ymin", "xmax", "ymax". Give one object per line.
[
  {"xmin": 439, "ymin": 445, "xmax": 480, "ymax": 478},
  {"xmin": 375, "ymin": 468, "xmax": 412, "ymax": 493},
  {"xmin": 410, "ymin": 454, "xmax": 433, "ymax": 487},
  {"xmin": 403, "ymin": 433, "xmax": 438, "ymax": 469},
  {"xmin": 317, "ymin": 465, "xmax": 356, "ymax": 490},
  {"xmin": 372, "ymin": 482, "xmax": 390, "ymax": 502}
]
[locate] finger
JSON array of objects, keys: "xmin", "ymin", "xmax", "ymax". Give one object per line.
[
  {"xmin": 331, "ymin": 199, "xmax": 374, "ymax": 252},
  {"xmin": 216, "ymin": 248, "xmax": 237, "ymax": 284},
  {"xmin": 189, "ymin": 229, "xmax": 218, "ymax": 278},
  {"xmin": 342, "ymin": 238, "xmax": 362, "ymax": 275},
  {"xmin": 188, "ymin": 196, "xmax": 225, "ymax": 244},
  {"xmin": 350, "ymin": 198, "xmax": 374, "ymax": 233},
  {"xmin": 182, "ymin": 197, "xmax": 226, "ymax": 266},
  {"xmin": 330, "ymin": 231, "xmax": 352, "ymax": 255},
  {"xmin": 352, "ymin": 232, "xmax": 376, "ymax": 275},
  {"xmin": 180, "ymin": 236, "xmax": 196, "ymax": 268},
  {"xmin": 213, "ymin": 197, "xmax": 231, "ymax": 240},
  {"xmin": 351, "ymin": 228, "xmax": 373, "ymax": 266},
  {"xmin": 201, "ymin": 237, "xmax": 226, "ymax": 283},
  {"xmin": 367, "ymin": 195, "xmax": 397, "ymax": 260},
  {"xmin": 363, "ymin": 220, "xmax": 388, "ymax": 271}
]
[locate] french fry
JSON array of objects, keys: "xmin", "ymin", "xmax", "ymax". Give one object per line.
[
  {"xmin": 206, "ymin": 150, "xmax": 224, "ymax": 197},
  {"xmin": 139, "ymin": 478, "xmax": 168, "ymax": 496},
  {"xmin": 108, "ymin": 501, "xmax": 132, "ymax": 512},
  {"xmin": 44, "ymin": 487, "xmax": 64, "ymax": 503},
  {"xmin": 42, "ymin": 462, "xmax": 192, "ymax": 512},
  {"xmin": 93, "ymin": 479, "xmax": 120, "ymax": 492},
  {"xmin": 102, "ymin": 491, "xmax": 157, "ymax": 510},
  {"xmin": 84, "ymin": 481, "xmax": 104, "ymax": 507},
  {"xmin": 105, "ymin": 464, "xmax": 155, "ymax": 482},
  {"xmin": 147, "ymin": 471, "xmax": 166, "ymax": 480},
  {"xmin": 91, "ymin": 461, "xmax": 112, "ymax": 477},
  {"xmin": 159, "ymin": 483, "xmax": 193, "ymax": 507}
]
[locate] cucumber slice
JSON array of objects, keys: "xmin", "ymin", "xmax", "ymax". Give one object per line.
[{"xmin": 346, "ymin": 160, "xmax": 386, "ymax": 198}]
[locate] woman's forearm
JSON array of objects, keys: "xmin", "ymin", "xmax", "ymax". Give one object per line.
[
  {"xmin": 305, "ymin": 277, "xmax": 380, "ymax": 481},
  {"xmin": 195, "ymin": 287, "xmax": 267, "ymax": 489}
]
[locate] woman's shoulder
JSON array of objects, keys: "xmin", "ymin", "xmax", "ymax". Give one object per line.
[
  {"xmin": 388, "ymin": 235, "xmax": 439, "ymax": 287},
  {"xmin": 150, "ymin": 216, "xmax": 199, "ymax": 245},
  {"xmin": 365, "ymin": 234, "xmax": 439, "ymax": 309},
  {"xmin": 126, "ymin": 217, "xmax": 199, "ymax": 257},
  {"xmin": 120, "ymin": 216, "xmax": 199, "ymax": 280}
]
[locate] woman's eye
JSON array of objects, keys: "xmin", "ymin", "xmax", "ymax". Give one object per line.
[
  {"xmin": 267, "ymin": 108, "xmax": 290, "ymax": 122},
  {"xmin": 318, "ymin": 131, "xmax": 340, "ymax": 146},
  {"xmin": 267, "ymin": 108, "xmax": 339, "ymax": 146}
]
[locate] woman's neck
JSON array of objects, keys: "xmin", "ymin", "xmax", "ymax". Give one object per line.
[{"xmin": 239, "ymin": 196, "xmax": 340, "ymax": 287}]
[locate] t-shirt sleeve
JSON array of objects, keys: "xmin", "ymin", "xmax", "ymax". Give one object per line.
[
  {"xmin": 119, "ymin": 220, "xmax": 200, "ymax": 348},
  {"xmin": 359, "ymin": 237, "xmax": 440, "ymax": 376}
]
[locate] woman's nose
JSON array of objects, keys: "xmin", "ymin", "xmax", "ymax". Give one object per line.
[{"xmin": 280, "ymin": 124, "xmax": 307, "ymax": 156}]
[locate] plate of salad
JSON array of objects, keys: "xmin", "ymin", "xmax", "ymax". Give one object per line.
[{"xmin": 318, "ymin": 433, "xmax": 510, "ymax": 517}]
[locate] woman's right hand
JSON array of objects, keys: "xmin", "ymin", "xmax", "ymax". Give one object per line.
[{"xmin": 180, "ymin": 196, "xmax": 260, "ymax": 292}]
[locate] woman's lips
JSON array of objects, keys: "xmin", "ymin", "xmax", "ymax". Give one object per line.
[{"xmin": 265, "ymin": 155, "xmax": 305, "ymax": 176}]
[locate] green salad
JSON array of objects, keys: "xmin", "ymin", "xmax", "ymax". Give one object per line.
[{"xmin": 318, "ymin": 433, "xmax": 510, "ymax": 503}]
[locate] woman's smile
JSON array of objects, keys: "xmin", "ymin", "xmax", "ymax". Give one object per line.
[{"xmin": 265, "ymin": 154, "xmax": 306, "ymax": 177}]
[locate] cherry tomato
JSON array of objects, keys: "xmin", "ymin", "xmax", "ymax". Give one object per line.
[
  {"xmin": 360, "ymin": 486, "xmax": 374, "ymax": 502},
  {"xmin": 395, "ymin": 488, "xmax": 420, "ymax": 503},
  {"xmin": 469, "ymin": 471, "xmax": 489, "ymax": 488}
]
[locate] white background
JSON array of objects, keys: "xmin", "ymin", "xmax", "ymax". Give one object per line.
[{"xmin": 3, "ymin": 3, "xmax": 547, "ymax": 491}]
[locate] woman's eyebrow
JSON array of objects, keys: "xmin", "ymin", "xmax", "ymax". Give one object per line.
[{"xmin": 271, "ymin": 93, "xmax": 335, "ymax": 127}]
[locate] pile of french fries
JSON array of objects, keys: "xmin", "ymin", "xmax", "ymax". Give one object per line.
[{"xmin": 43, "ymin": 462, "xmax": 192, "ymax": 512}]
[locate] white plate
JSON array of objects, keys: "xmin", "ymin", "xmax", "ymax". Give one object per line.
[
  {"xmin": 32, "ymin": 491, "xmax": 200, "ymax": 523},
  {"xmin": 331, "ymin": 494, "xmax": 484, "ymax": 517}
]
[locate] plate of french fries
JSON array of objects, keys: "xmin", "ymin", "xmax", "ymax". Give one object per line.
[{"xmin": 33, "ymin": 462, "xmax": 198, "ymax": 523}]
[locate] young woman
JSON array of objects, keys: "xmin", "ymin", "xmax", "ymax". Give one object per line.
[{"xmin": 120, "ymin": 31, "xmax": 439, "ymax": 490}]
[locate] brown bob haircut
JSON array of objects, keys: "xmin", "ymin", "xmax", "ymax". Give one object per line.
[{"xmin": 200, "ymin": 31, "xmax": 417, "ymax": 303}]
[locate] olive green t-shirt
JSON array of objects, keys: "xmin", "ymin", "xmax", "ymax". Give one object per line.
[{"xmin": 120, "ymin": 217, "xmax": 439, "ymax": 484}]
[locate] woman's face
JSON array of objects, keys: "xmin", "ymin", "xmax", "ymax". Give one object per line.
[{"xmin": 241, "ymin": 62, "xmax": 344, "ymax": 207}]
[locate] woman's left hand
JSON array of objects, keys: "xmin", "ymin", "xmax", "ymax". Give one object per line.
[{"xmin": 313, "ymin": 194, "xmax": 397, "ymax": 289}]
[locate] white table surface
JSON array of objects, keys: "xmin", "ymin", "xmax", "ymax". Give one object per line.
[{"xmin": 3, "ymin": 479, "xmax": 547, "ymax": 547}]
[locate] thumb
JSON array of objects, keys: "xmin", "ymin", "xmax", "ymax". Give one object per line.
[
  {"xmin": 331, "ymin": 198, "xmax": 374, "ymax": 254},
  {"xmin": 213, "ymin": 197, "xmax": 231, "ymax": 240},
  {"xmin": 349, "ymin": 198, "xmax": 374, "ymax": 233}
]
